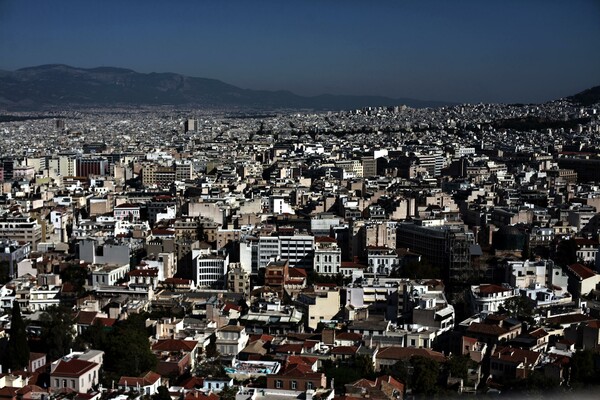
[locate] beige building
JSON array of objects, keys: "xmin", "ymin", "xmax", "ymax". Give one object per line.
[
  {"xmin": 0, "ymin": 216, "xmax": 43, "ymax": 251},
  {"xmin": 227, "ymin": 262, "xmax": 251, "ymax": 296},
  {"xmin": 296, "ymin": 285, "xmax": 341, "ymax": 330}
]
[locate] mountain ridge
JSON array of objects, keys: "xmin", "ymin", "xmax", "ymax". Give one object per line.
[{"xmin": 0, "ymin": 64, "xmax": 455, "ymax": 111}]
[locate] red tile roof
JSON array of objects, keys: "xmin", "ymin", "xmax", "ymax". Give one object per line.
[
  {"xmin": 335, "ymin": 332, "xmax": 363, "ymax": 342},
  {"xmin": 275, "ymin": 343, "xmax": 304, "ymax": 354},
  {"xmin": 478, "ymin": 284, "xmax": 512, "ymax": 294},
  {"xmin": 118, "ymin": 371, "xmax": 161, "ymax": 387},
  {"xmin": 376, "ymin": 346, "xmax": 446, "ymax": 363},
  {"xmin": 331, "ymin": 346, "xmax": 359, "ymax": 355},
  {"xmin": 315, "ymin": 236, "xmax": 337, "ymax": 243},
  {"xmin": 567, "ymin": 263, "xmax": 596, "ymax": 280},
  {"xmin": 52, "ymin": 359, "xmax": 98, "ymax": 377},
  {"xmin": 152, "ymin": 339, "xmax": 198, "ymax": 352},
  {"xmin": 492, "ymin": 346, "xmax": 541, "ymax": 366}
]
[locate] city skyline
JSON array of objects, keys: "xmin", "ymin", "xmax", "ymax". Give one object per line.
[{"xmin": 1, "ymin": 0, "xmax": 599, "ymax": 105}]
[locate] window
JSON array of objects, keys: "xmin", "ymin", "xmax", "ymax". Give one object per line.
[
  {"xmin": 291, "ymin": 381, "xmax": 297, "ymax": 390},
  {"xmin": 276, "ymin": 380, "xmax": 282, "ymax": 388},
  {"xmin": 307, "ymin": 382, "xmax": 314, "ymax": 390}
]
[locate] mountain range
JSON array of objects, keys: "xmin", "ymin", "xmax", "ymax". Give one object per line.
[{"xmin": 0, "ymin": 64, "xmax": 455, "ymax": 111}]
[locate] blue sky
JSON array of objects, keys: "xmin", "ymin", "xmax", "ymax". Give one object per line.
[{"xmin": 1, "ymin": 0, "xmax": 599, "ymax": 103}]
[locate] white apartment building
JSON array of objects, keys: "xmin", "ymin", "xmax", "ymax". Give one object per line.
[
  {"xmin": 313, "ymin": 237, "xmax": 341, "ymax": 275},
  {"xmin": 192, "ymin": 249, "xmax": 228, "ymax": 288},
  {"xmin": 90, "ymin": 263, "xmax": 130, "ymax": 287},
  {"xmin": 470, "ymin": 284, "xmax": 519, "ymax": 314}
]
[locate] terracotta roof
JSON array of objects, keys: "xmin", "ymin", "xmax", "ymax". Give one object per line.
[
  {"xmin": 545, "ymin": 313, "xmax": 595, "ymax": 326},
  {"xmin": 331, "ymin": 346, "xmax": 359, "ymax": 355},
  {"xmin": 375, "ymin": 375, "xmax": 405, "ymax": 392},
  {"xmin": 376, "ymin": 346, "xmax": 446, "ymax": 362},
  {"xmin": 219, "ymin": 325, "xmax": 244, "ymax": 332},
  {"xmin": 180, "ymin": 376, "xmax": 204, "ymax": 389},
  {"xmin": 288, "ymin": 267, "xmax": 307, "ymax": 278},
  {"xmin": 223, "ymin": 303, "xmax": 241, "ymax": 313},
  {"xmin": 152, "ymin": 339, "xmax": 198, "ymax": 352},
  {"xmin": 478, "ymin": 284, "xmax": 512, "ymax": 294},
  {"xmin": 315, "ymin": 236, "xmax": 337, "ymax": 243},
  {"xmin": 183, "ymin": 391, "xmax": 219, "ymax": 400},
  {"xmin": 249, "ymin": 334, "xmax": 274, "ymax": 342},
  {"xmin": 151, "ymin": 229, "xmax": 175, "ymax": 236},
  {"xmin": 586, "ymin": 320, "xmax": 600, "ymax": 329},
  {"xmin": 279, "ymin": 363, "xmax": 323, "ymax": 379},
  {"xmin": 52, "ymin": 359, "xmax": 97, "ymax": 377},
  {"xmin": 0, "ymin": 387, "xmax": 19, "ymax": 397},
  {"xmin": 118, "ymin": 371, "xmax": 162, "ymax": 387},
  {"xmin": 528, "ymin": 328, "xmax": 548, "ymax": 339},
  {"xmin": 96, "ymin": 317, "xmax": 117, "ymax": 327},
  {"xmin": 303, "ymin": 340, "xmax": 320, "ymax": 349},
  {"xmin": 466, "ymin": 322, "xmax": 509, "ymax": 337},
  {"xmin": 340, "ymin": 261, "xmax": 367, "ymax": 269},
  {"xmin": 567, "ymin": 263, "xmax": 596, "ymax": 280},
  {"xmin": 574, "ymin": 238, "xmax": 598, "ymax": 246},
  {"xmin": 76, "ymin": 311, "xmax": 98, "ymax": 325},
  {"xmin": 115, "ymin": 203, "xmax": 140, "ymax": 208},
  {"xmin": 287, "ymin": 355, "xmax": 318, "ymax": 367},
  {"xmin": 492, "ymin": 346, "xmax": 541, "ymax": 366},
  {"xmin": 275, "ymin": 343, "xmax": 304, "ymax": 354},
  {"xmin": 335, "ymin": 332, "xmax": 363, "ymax": 342}
]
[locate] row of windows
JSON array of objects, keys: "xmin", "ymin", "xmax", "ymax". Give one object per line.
[{"xmin": 275, "ymin": 380, "xmax": 314, "ymax": 390}]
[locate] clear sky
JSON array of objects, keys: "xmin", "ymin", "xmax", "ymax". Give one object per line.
[{"xmin": 1, "ymin": 0, "xmax": 599, "ymax": 104}]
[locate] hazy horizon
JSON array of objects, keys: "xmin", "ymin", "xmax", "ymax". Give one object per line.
[{"xmin": 1, "ymin": 0, "xmax": 599, "ymax": 104}]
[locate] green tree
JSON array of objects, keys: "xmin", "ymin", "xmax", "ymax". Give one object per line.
[
  {"xmin": 569, "ymin": 349, "xmax": 598, "ymax": 387},
  {"xmin": 411, "ymin": 356, "xmax": 440, "ymax": 395},
  {"xmin": 447, "ymin": 354, "xmax": 470, "ymax": 380},
  {"xmin": 353, "ymin": 354, "xmax": 375, "ymax": 379},
  {"xmin": 103, "ymin": 317, "xmax": 157, "ymax": 377},
  {"xmin": 498, "ymin": 296, "xmax": 534, "ymax": 322},
  {"xmin": 38, "ymin": 306, "xmax": 75, "ymax": 360},
  {"xmin": 555, "ymin": 239, "xmax": 578, "ymax": 266},
  {"xmin": 152, "ymin": 386, "xmax": 171, "ymax": 400},
  {"xmin": 6, "ymin": 302, "xmax": 30, "ymax": 371},
  {"xmin": 75, "ymin": 319, "xmax": 108, "ymax": 351},
  {"xmin": 219, "ymin": 385, "xmax": 238, "ymax": 400},
  {"xmin": 382, "ymin": 360, "xmax": 408, "ymax": 383},
  {"xmin": 59, "ymin": 265, "xmax": 89, "ymax": 296}
]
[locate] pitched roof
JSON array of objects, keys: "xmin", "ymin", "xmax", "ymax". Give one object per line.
[
  {"xmin": 279, "ymin": 363, "xmax": 324, "ymax": 380},
  {"xmin": 331, "ymin": 346, "xmax": 359, "ymax": 355},
  {"xmin": 376, "ymin": 346, "xmax": 446, "ymax": 362},
  {"xmin": 478, "ymin": 284, "xmax": 512, "ymax": 294},
  {"xmin": 275, "ymin": 343, "xmax": 304, "ymax": 354},
  {"xmin": 492, "ymin": 346, "xmax": 541, "ymax": 366},
  {"xmin": 76, "ymin": 311, "xmax": 98, "ymax": 325},
  {"xmin": 567, "ymin": 263, "xmax": 596, "ymax": 280},
  {"xmin": 466, "ymin": 322, "xmax": 509, "ymax": 337},
  {"xmin": 335, "ymin": 332, "xmax": 363, "ymax": 342},
  {"xmin": 52, "ymin": 359, "xmax": 97, "ymax": 377},
  {"xmin": 118, "ymin": 371, "xmax": 162, "ymax": 387},
  {"xmin": 287, "ymin": 355, "xmax": 318, "ymax": 367},
  {"xmin": 152, "ymin": 339, "xmax": 198, "ymax": 352}
]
